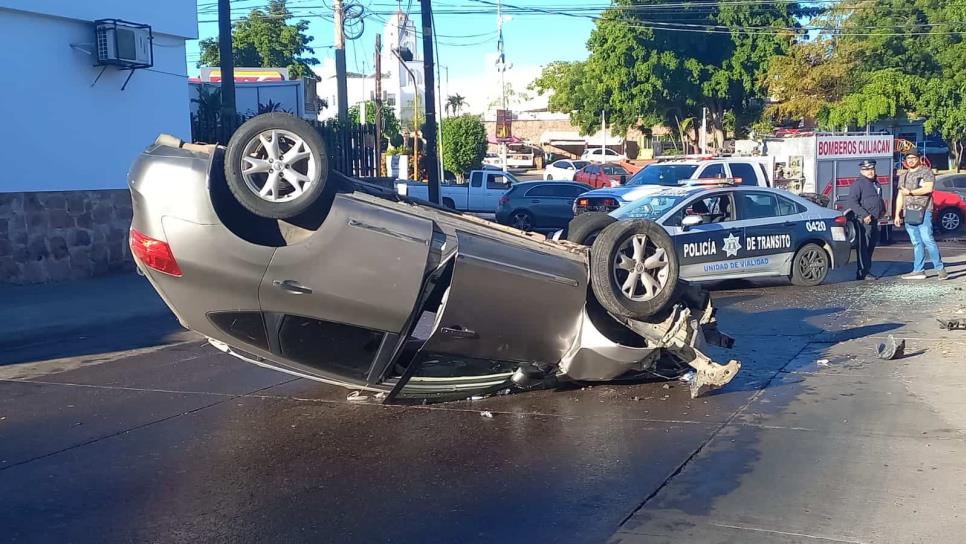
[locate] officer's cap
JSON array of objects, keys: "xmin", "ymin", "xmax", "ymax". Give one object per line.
[{"xmin": 858, "ymin": 159, "xmax": 876, "ymax": 169}]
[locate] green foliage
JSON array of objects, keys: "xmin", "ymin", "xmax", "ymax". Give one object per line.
[
  {"xmin": 531, "ymin": 0, "xmax": 807, "ymax": 146},
  {"xmin": 191, "ymin": 84, "xmax": 222, "ymax": 121},
  {"xmin": 348, "ymin": 100, "xmax": 402, "ymax": 143},
  {"xmin": 199, "ymin": 0, "xmax": 318, "ymax": 79},
  {"xmin": 440, "ymin": 115, "xmax": 487, "ymax": 181},
  {"xmin": 446, "ymin": 94, "xmax": 466, "ymax": 115}
]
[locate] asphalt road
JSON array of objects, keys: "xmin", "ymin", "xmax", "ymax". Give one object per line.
[{"xmin": 2, "ymin": 244, "xmax": 965, "ymax": 543}]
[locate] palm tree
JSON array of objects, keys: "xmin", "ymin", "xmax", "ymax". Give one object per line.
[{"xmin": 446, "ymin": 94, "xmax": 466, "ymax": 116}]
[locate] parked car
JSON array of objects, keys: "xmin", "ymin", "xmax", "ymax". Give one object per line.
[
  {"xmin": 561, "ymin": 181, "xmax": 853, "ymax": 287},
  {"xmin": 933, "ymin": 190, "xmax": 966, "ymax": 233},
  {"xmin": 574, "ymin": 164, "xmax": 631, "ymax": 189},
  {"xmin": 495, "ymin": 181, "xmax": 592, "ymax": 231},
  {"xmin": 129, "ymin": 114, "xmax": 740, "ymax": 400},
  {"xmin": 402, "ymin": 170, "xmax": 519, "ymax": 212},
  {"xmin": 580, "ymin": 148, "xmax": 627, "ymax": 164},
  {"xmin": 544, "ymin": 159, "xmax": 590, "ymax": 180},
  {"xmin": 574, "ymin": 158, "xmax": 772, "ymax": 215},
  {"xmin": 935, "ymin": 173, "xmax": 966, "ymax": 199}
]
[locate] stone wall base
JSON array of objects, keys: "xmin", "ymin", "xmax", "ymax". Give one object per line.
[{"xmin": 0, "ymin": 190, "xmax": 134, "ymax": 285}]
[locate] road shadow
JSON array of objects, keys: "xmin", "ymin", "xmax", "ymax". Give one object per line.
[{"xmin": 0, "ymin": 314, "xmax": 193, "ymax": 367}]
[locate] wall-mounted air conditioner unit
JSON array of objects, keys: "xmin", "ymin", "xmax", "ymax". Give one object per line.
[{"xmin": 94, "ymin": 19, "xmax": 153, "ymax": 69}]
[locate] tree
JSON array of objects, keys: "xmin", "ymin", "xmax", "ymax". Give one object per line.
[
  {"xmin": 441, "ymin": 115, "xmax": 487, "ymax": 181},
  {"xmin": 531, "ymin": 0, "xmax": 809, "ymax": 148},
  {"xmin": 348, "ymin": 100, "xmax": 402, "ymax": 144},
  {"xmin": 487, "ymin": 83, "xmax": 532, "ymax": 110},
  {"xmin": 446, "ymin": 94, "xmax": 466, "ymax": 115},
  {"xmin": 199, "ymin": 0, "xmax": 319, "ymax": 79}
]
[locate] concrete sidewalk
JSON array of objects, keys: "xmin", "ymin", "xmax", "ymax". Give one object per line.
[{"xmin": 0, "ymin": 273, "xmax": 171, "ymax": 349}]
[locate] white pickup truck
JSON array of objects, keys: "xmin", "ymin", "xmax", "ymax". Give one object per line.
[{"xmin": 399, "ymin": 170, "xmax": 521, "ymax": 212}]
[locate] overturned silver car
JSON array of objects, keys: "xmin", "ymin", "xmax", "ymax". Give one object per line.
[{"xmin": 128, "ymin": 114, "xmax": 740, "ymax": 401}]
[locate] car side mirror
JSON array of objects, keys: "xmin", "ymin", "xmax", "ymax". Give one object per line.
[
  {"xmin": 681, "ymin": 215, "xmax": 703, "ymax": 231},
  {"xmin": 620, "ymin": 175, "xmax": 627, "ymax": 185}
]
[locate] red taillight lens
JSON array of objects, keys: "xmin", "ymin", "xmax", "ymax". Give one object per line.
[
  {"xmin": 601, "ymin": 198, "xmax": 617, "ymax": 206},
  {"xmin": 576, "ymin": 198, "xmax": 589, "ymax": 208},
  {"xmin": 834, "ymin": 215, "xmax": 847, "ymax": 226},
  {"xmin": 130, "ymin": 228, "xmax": 182, "ymax": 277}
]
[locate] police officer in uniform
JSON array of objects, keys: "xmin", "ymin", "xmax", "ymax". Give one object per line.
[{"xmin": 844, "ymin": 159, "xmax": 884, "ymax": 280}]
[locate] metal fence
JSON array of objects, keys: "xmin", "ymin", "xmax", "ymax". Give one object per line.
[{"xmin": 191, "ymin": 114, "xmax": 379, "ymax": 178}]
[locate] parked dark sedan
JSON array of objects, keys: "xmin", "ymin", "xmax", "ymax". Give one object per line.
[{"xmin": 495, "ymin": 181, "xmax": 592, "ymax": 231}]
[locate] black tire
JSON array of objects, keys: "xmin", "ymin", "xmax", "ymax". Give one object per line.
[
  {"xmin": 442, "ymin": 198, "xmax": 456, "ymax": 210},
  {"xmin": 590, "ymin": 220, "xmax": 680, "ymax": 319},
  {"xmin": 937, "ymin": 207, "xmax": 963, "ymax": 233},
  {"xmin": 790, "ymin": 243, "xmax": 830, "ymax": 286},
  {"xmin": 225, "ymin": 113, "xmax": 330, "ymax": 219},
  {"xmin": 566, "ymin": 212, "xmax": 616, "ymax": 245},
  {"xmin": 508, "ymin": 210, "xmax": 534, "ymax": 230}
]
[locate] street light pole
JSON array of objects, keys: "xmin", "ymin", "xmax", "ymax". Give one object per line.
[
  {"xmin": 391, "ymin": 49, "xmax": 420, "ymax": 181},
  {"xmin": 334, "ymin": 0, "xmax": 349, "ymax": 123}
]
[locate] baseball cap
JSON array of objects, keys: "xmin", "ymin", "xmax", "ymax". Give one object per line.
[{"xmin": 905, "ymin": 149, "xmax": 921, "ymax": 158}]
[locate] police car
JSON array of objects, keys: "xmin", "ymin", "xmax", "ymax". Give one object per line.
[{"xmin": 561, "ymin": 180, "xmax": 853, "ymax": 286}]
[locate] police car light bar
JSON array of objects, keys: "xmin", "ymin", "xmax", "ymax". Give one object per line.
[{"xmin": 687, "ymin": 177, "xmax": 741, "ymax": 186}]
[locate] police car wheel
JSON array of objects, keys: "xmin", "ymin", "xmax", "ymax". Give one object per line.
[
  {"xmin": 590, "ymin": 220, "xmax": 680, "ymax": 319},
  {"xmin": 790, "ymin": 243, "xmax": 830, "ymax": 287},
  {"xmin": 566, "ymin": 212, "xmax": 616, "ymax": 245}
]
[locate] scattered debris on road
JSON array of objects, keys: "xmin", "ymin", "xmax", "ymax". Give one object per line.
[
  {"xmin": 480, "ymin": 411, "xmax": 494, "ymax": 418},
  {"xmin": 876, "ymin": 335, "xmax": 906, "ymax": 360},
  {"xmin": 817, "ymin": 359, "xmax": 830, "ymax": 367},
  {"xmin": 346, "ymin": 391, "xmax": 369, "ymax": 402},
  {"xmin": 938, "ymin": 318, "xmax": 966, "ymax": 330}
]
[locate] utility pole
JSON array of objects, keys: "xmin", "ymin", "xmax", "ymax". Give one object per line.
[
  {"xmin": 217, "ymin": 0, "xmax": 236, "ymax": 120},
  {"xmin": 334, "ymin": 0, "xmax": 349, "ymax": 123},
  {"xmin": 497, "ymin": 0, "xmax": 508, "ymax": 172},
  {"xmin": 420, "ymin": 0, "xmax": 441, "ymax": 204},
  {"xmin": 375, "ymin": 34, "xmax": 383, "ymax": 175}
]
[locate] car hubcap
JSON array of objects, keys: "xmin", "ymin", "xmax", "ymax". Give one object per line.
[
  {"xmin": 613, "ymin": 233, "xmax": 670, "ymax": 301},
  {"xmin": 240, "ymin": 129, "xmax": 317, "ymax": 203},
  {"xmin": 512, "ymin": 213, "xmax": 531, "ymax": 229},
  {"xmin": 799, "ymin": 249, "xmax": 827, "ymax": 281},
  {"xmin": 941, "ymin": 212, "xmax": 960, "ymax": 231}
]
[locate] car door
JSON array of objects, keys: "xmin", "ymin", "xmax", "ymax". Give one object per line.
[
  {"xmin": 664, "ymin": 191, "xmax": 740, "ymax": 280},
  {"xmin": 482, "ymin": 173, "xmax": 513, "ymax": 211},
  {"xmin": 550, "ymin": 183, "xmax": 592, "ymax": 226},
  {"xmin": 257, "ymin": 194, "xmax": 435, "ymax": 385},
  {"xmin": 733, "ymin": 190, "xmax": 806, "ymax": 276}
]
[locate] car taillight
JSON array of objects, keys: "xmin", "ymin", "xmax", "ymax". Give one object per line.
[
  {"xmin": 601, "ymin": 198, "xmax": 617, "ymax": 206},
  {"xmin": 576, "ymin": 198, "xmax": 589, "ymax": 208},
  {"xmin": 834, "ymin": 215, "xmax": 847, "ymax": 225},
  {"xmin": 130, "ymin": 228, "xmax": 182, "ymax": 277}
]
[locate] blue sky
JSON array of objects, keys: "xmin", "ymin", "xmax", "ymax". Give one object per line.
[{"xmin": 189, "ymin": 0, "xmax": 596, "ymax": 110}]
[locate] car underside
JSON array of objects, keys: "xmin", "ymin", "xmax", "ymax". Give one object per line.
[{"xmin": 128, "ymin": 114, "xmax": 741, "ymax": 402}]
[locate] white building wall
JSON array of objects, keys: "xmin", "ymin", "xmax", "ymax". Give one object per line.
[{"xmin": 0, "ymin": 3, "xmax": 196, "ymax": 192}]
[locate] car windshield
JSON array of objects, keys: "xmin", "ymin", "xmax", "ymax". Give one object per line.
[
  {"xmin": 626, "ymin": 164, "xmax": 699, "ymax": 187},
  {"xmin": 611, "ymin": 192, "xmax": 690, "ymax": 221}
]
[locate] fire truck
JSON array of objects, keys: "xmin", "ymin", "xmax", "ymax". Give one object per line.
[{"xmin": 763, "ymin": 132, "xmax": 896, "ymax": 240}]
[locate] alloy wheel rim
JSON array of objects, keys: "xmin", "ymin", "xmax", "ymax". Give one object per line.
[
  {"xmin": 799, "ymin": 249, "xmax": 827, "ymax": 281},
  {"xmin": 612, "ymin": 233, "xmax": 670, "ymax": 301},
  {"xmin": 941, "ymin": 212, "xmax": 960, "ymax": 231},
  {"xmin": 240, "ymin": 129, "xmax": 317, "ymax": 203},
  {"xmin": 512, "ymin": 213, "xmax": 532, "ymax": 230}
]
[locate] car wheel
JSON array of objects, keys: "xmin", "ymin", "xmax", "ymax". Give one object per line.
[
  {"xmin": 442, "ymin": 198, "xmax": 456, "ymax": 210},
  {"xmin": 224, "ymin": 113, "xmax": 329, "ymax": 219},
  {"xmin": 937, "ymin": 208, "xmax": 963, "ymax": 233},
  {"xmin": 566, "ymin": 212, "xmax": 616, "ymax": 245},
  {"xmin": 590, "ymin": 220, "xmax": 680, "ymax": 320},
  {"xmin": 509, "ymin": 210, "xmax": 534, "ymax": 230},
  {"xmin": 790, "ymin": 243, "xmax": 830, "ymax": 286}
]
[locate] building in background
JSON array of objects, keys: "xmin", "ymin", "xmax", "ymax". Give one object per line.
[
  {"xmin": 0, "ymin": 0, "xmax": 197, "ymax": 284},
  {"xmin": 316, "ymin": 12, "xmax": 425, "ymax": 128}
]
